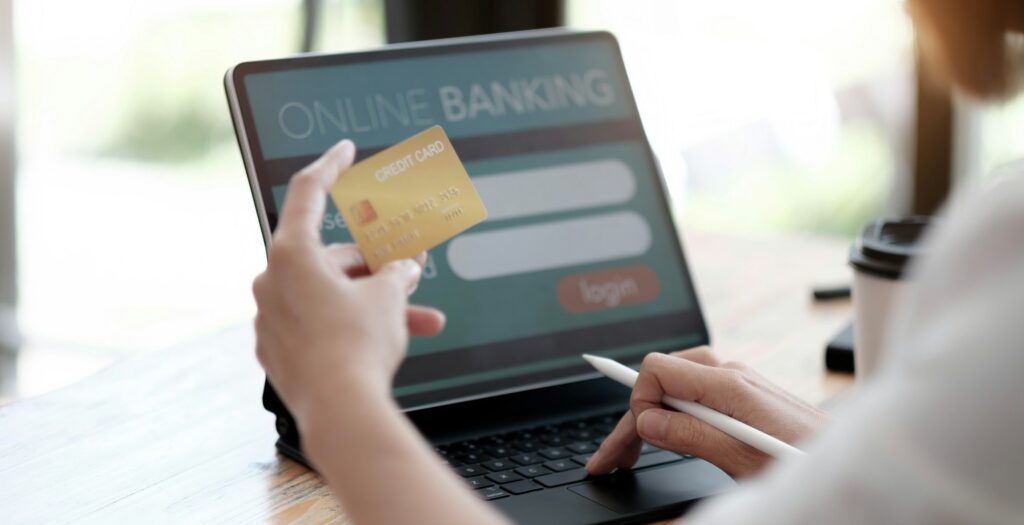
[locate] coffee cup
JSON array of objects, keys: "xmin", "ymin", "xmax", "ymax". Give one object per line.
[{"xmin": 848, "ymin": 217, "xmax": 932, "ymax": 380}]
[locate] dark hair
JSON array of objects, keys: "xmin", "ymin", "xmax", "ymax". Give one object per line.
[{"xmin": 908, "ymin": 0, "xmax": 1024, "ymax": 99}]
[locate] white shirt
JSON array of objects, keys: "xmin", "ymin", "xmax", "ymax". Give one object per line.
[{"xmin": 685, "ymin": 171, "xmax": 1024, "ymax": 524}]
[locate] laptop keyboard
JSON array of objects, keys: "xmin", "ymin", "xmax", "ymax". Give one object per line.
[{"xmin": 435, "ymin": 410, "xmax": 693, "ymax": 501}]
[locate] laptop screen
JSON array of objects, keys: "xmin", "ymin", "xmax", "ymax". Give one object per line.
[{"xmin": 230, "ymin": 31, "xmax": 707, "ymax": 409}]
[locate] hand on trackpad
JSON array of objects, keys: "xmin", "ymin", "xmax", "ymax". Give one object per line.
[{"xmin": 568, "ymin": 461, "xmax": 734, "ymax": 514}]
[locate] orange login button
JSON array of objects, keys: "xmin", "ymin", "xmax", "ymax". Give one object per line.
[{"xmin": 557, "ymin": 264, "xmax": 661, "ymax": 314}]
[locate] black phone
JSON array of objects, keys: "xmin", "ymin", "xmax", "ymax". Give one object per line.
[{"xmin": 825, "ymin": 321, "xmax": 854, "ymax": 373}]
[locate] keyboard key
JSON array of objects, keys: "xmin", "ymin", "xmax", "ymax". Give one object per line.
[
  {"xmin": 539, "ymin": 434, "xmax": 568, "ymax": 446},
  {"xmin": 466, "ymin": 476, "xmax": 494, "ymax": 489},
  {"xmin": 514, "ymin": 465, "xmax": 552, "ymax": 478},
  {"xmin": 631, "ymin": 450, "xmax": 683, "ymax": 470},
  {"xmin": 567, "ymin": 442, "xmax": 598, "ymax": 454},
  {"xmin": 543, "ymin": 459, "xmax": 577, "ymax": 472},
  {"xmin": 485, "ymin": 470, "xmax": 523, "ymax": 484},
  {"xmin": 538, "ymin": 448, "xmax": 569, "ymax": 460},
  {"xmin": 509, "ymin": 453, "xmax": 543, "ymax": 466},
  {"xmin": 501, "ymin": 480, "xmax": 542, "ymax": 495},
  {"xmin": 455, "ymin": 452, "xmax": 491, "ymax": 464},
  {"xmin": 482, "ymin": 459, "xmax": 514, "ymax": 471},
  {"xmin": 477, "ymin": 486, "xmax": 509, "ymax": 500},
  {"xmin": 485, "ymin": 445, "xmax": 514, "ymax": 458},
  {"xmin": 440, "ymin": 457, "xmax": 464, "ymax": 468},
  {"xmin": 570, "ymin": 454, "xmax": 593, "ymax": 466},
  {"xmin": 513, "ymin": 440, "xmax": 540, "ymax": 452},
  {"xmin": 506, "ymin": 430, "xmax": 537, "ymax": 441},
  {"xmin": 452, "ymin": 441, "xmax": 483, "ymax": 453},
  {"xmin": 482, "ymin": 436, "xmax": 508, "ymax": 445},
  {"xmin": 535, "ymin": 467, "xmax": 591, "ymax": 488},
  {"xmin": 455, "ymin": 465, "xmax": 485, "ymax": 477},
  {"xmin": 566, "ymin": 430, "xmax": 595, "ymax": 441}
]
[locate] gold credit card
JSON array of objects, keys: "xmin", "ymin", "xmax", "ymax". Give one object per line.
[{"xmin": 330, "ymin": 125, "xmax": 488, "ymax": 271}]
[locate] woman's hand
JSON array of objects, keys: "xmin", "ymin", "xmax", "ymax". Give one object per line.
[
  {"xmin": 251, "ymin": 139, "xmax": 507, "ymax": 525},
  {"xmin": 252, "ymin": 139, "xmax": 446, "ymax": 424},
  {"xmin": 586, "ymin": 347, "xmax": 828, "ymax": 478}
]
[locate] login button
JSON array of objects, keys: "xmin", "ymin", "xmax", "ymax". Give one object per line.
[{"xmin": 556, "ymin": 265, "xmax": 661, "ymax": 314}]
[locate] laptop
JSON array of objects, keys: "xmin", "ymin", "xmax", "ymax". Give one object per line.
[{"xmin": 225, "ymin": 28, "xmax": 734, "ymax": 524}]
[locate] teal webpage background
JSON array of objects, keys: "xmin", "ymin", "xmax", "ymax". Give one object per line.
[{"xmin": 271, "ymin": 141, "xmax": 693, "ymax": 356}]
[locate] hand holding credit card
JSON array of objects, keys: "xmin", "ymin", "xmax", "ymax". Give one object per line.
[{"xmin": 330, "ymin": 126, "xmax": 488, "ymax": 271}]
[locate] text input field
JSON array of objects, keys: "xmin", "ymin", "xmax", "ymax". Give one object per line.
[
  {"xmin": 473, "ymin": 158, "xmax": 635, "ymax": 222},
  {"xmin": 447, "ymin": 211, "xmax": 652, "ymax": 280}
]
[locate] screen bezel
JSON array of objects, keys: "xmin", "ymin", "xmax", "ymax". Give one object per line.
[{"xmin": 225, "ymin": 28, "xmax": 710, "ymax": 412}]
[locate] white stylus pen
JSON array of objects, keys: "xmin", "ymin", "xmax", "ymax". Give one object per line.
[{"xmin": 582, "ymin": 354, "xmax": 805, "ymax": 460}]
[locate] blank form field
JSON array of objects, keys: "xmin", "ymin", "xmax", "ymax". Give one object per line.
[
  {"xmin": 473, "ymin": 159, "xmax": 636, "ymax": 222},
  {"xmin": 447, "ymin": 211, "xmax": 652, "ymax": 280}
]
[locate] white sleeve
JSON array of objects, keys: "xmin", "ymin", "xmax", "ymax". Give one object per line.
[{"xmin": 683, "ymin": 174, "xmax": 1024, "ymax": 525}]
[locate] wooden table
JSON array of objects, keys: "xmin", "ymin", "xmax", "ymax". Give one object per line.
[{"xmin": 0, "ymin": 232, "xmax": 854, "ymax": 524}]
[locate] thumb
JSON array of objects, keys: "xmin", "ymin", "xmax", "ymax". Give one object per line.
[
  {"xmin": 636, "ymin": 408, "xmax": 709, "ymax": 452},
  {"xmin": 374, "ymin": 258, "xmax": 422, "ymax": 295},
  {"xmin": 636, "ymin": 408, "xmax": 765, "ymax": 477}
]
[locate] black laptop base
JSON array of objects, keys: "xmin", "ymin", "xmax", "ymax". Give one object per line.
[{"xmin": 265, "ymin": 377, "xmax": 734, "ymax": 524}]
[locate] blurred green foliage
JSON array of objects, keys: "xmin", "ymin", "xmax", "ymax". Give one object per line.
[
  {"xmin": 99, "ymin": 10, "xmax": 296, "ymax": 163},
  {"xmin": 684, "ymin": 122, "xmax": 890, "ymax": 236},
  {"xmin": 18, "ymin": 1, "xmax": 384, "ymax": 166}
]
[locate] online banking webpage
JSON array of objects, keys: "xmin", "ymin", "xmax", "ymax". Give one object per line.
[{"xmin": 238, "ymin": 35, "xmax": 705, "ymax": 408}]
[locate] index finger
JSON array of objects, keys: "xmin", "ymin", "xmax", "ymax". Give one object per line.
[
  {"xmin": 276, "ymin": 140, "xmax": 356, "ymax": 241},
  {"xmin": 586, "ymin": 411, "xmax": 642, "ymax": 475}
]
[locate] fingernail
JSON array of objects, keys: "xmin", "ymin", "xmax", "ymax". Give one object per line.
[
  {"xmin": 398, "ymin": 259, "xmax": 421, "ymax": 276},
  {"xmin": 329, "ymin": 139, "xmax": 353, "ymax": 157},
  {"xmin": 394, "ymin": 260, "xmax": 421, "ymax": 294},
  {"xmin": 381, "ymin": 259, "xmax": 419, "ymax": 277},
  {"xmin": 637, "ymin": 410, "xmax": 669, "ymax": 442}
]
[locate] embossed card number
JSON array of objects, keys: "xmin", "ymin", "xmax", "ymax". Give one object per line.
[{"xmin": 329, "ymin": 126, "xmax": 488, "ymax": 271}]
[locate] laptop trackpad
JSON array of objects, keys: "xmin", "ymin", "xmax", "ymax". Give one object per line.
[{"xmin": 568, "ymin": 460, "xmax": 734, "ymax": 514}]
